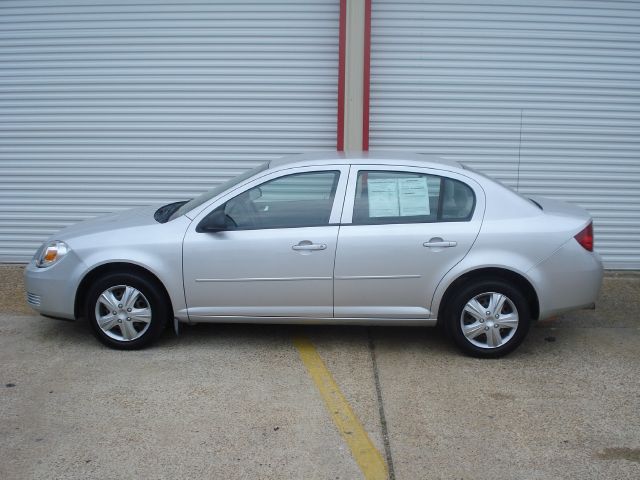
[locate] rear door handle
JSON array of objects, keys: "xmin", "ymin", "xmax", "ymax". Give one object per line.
[
  {"xmin": 292, "ymin": 241, "xmax": 327, "ymax": 251},
  {"xmin": 423, "ymin": 239, "xmax": 457, "ymax": 248}
]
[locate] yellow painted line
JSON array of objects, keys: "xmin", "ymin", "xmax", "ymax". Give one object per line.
[{"xmin": 293, "ymin": 336, "xmax": 388, "ymax": 480}]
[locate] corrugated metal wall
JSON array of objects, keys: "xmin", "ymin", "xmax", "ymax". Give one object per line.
[
  {"xmin": 0, "ymin": 0, "xmax": 339, "ymax": 262},
  {"xmin": 370, "ymin": 0, "xmax": 640, "ymax": 269}
]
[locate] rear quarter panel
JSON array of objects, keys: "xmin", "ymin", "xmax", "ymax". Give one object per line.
[
  {"xmin": 527, "ymin": 239, "xmax": 603, "ymax": 318},
  {"xmin": 430, "ymin": 179, "xmax": 591, "ymax": 320}
]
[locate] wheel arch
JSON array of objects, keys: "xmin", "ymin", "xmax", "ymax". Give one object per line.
[
  {"xmin": 74, "ymin": 262, "xmax": 174, "ymax": 320},
  {"xmin": 436, "ymin": 267, "xmax": 540, "ymax": 323}
]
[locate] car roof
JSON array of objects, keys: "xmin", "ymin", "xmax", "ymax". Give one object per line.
[{"xmin": 268, "ymin": 150, "xmax": 463, "ymax": 171}]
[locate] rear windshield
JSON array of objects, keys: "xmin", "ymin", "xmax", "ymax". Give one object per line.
[{"xmin": 461, "ymin": 163, "xmax": 539, "ymax": 207}]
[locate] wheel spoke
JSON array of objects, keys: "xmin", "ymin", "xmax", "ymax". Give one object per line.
[
  {"xmin": 98, "ymin": 314, "xmax": 119, "ymax": 331},
  {"xmin": 496, "ymin": 312, "xmax": 519, "ymax": 329},
  {"xmin": 121, "ymin": 286, "xmax": 141, "ymax": 310},
  {"xmin": 120, "ymin": 320, "xmax": 137, "ymax": 341},
  {"xmin": 98, "ymin": 291, "xmax": 119, "ymax": 312},
  {"xmin": 489, "ymin": 293, "xmax": 507, "ymax": 316},
  {"xmin": 120, "ymin": 286, "xmax": 140, "ymax": 308},
  {"xmin": 130, "ymin": 307, "xmax": 151, "ymax": 324},
  {"xmin": 463, "ymin": 322, "xmax": 486, "ymax": 340},
  {"xmin": 486, "ymin": 327, "xmax": 503, "ymax": 348},
  {"xmin": 464, "ymin": 299, "xmax": 486, "ymax": 322}
]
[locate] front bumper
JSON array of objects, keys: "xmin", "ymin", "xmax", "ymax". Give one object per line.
[{"xmin": 24, "ymin": 251, "xmax": 87, "ymax": 320}]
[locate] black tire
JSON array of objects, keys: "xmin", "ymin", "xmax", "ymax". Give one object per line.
[
  {"xmin": 445, "ymin": 279, "xmax": 531, "ymax": 358},
  {"xmin": 86, "ymin": 272, "xmax": 169, "ymax": 350}
]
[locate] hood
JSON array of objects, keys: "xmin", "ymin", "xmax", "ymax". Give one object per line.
[{"xmin": 52, "ymin": 205, "xmax": 161, "ymax": 241}]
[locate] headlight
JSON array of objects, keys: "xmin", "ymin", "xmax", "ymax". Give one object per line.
[{"xmin": 36, "ymin": 240, "xmax": 69, "ymax": 268}]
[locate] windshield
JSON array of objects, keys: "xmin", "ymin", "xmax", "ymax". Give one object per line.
[{"xmin": 168, "ymin": 162, "xmax": 269, "ymax": 221}]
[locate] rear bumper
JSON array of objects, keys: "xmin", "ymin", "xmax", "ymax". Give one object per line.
[{"xmin": 528, "ymin": 239, "xmax": 603, "ymax": 319}]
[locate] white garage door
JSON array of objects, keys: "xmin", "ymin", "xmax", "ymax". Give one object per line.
[
  {"xmin": 0, "ymin": 0, "xmax": 339, "ymax": 262},
  {"xmin": 370, "ymin": 0, "xmax": 640, "ymax": 269}
]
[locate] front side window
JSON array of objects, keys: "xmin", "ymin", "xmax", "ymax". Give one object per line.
[
  {"xmin": 211, "ymin": 170, "xmax": 339, "ymax": 230},
  {"xmin": 352, "ymin": 171, "xmax": 474, "ymax": 225}
]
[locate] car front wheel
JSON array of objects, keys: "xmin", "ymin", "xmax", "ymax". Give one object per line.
[
  {"xmin": 446, "ymin": 279, "xmax": 531, "ymax": 358},
  {"xmin": 86, "ymin": 272, "xmax": 168, "ymax": 349}
]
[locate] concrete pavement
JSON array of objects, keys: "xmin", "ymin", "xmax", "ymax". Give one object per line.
[{"xmin": 1, "ymin": 275, "xmax": 639, "ymax": 479}]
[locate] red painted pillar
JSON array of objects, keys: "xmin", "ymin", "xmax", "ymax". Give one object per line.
[{"xmin": 337, "ymin": 0, "xmax": 372, "ymax": 151}]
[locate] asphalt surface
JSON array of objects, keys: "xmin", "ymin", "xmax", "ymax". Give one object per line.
[{"xmin": 1, "ymin": 276, "xmax": 639, "ymax": 479}]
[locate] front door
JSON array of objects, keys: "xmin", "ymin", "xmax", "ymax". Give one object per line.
[{"xmin": 183, "ymin": 166, "xmax": 348, "ymax": 320}]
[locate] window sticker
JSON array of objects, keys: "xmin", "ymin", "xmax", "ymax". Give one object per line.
[
  {"xmin": 368, "ymin": 178, "xmax": 400, "ymax": 217},
  {"xmin": 366, "ymin": 175, "xmax": 430, "ymax": 218},
  {"xmin": 398, "ymin": 177, "xmax": 430, "ymax": 216}
]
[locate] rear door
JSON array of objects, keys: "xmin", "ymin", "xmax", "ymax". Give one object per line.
[{"xmin": 334, "ymin": 165, "xmax": 484, "ymax": 319}]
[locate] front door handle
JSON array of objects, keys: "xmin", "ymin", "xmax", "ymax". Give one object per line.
[
  {"xmin": 292, "ymin": 241, "xmax": 327, "ymax": 251},
  {"xmin": 423, "ymin": 239, "xmax": 457, "ymax": 248}
]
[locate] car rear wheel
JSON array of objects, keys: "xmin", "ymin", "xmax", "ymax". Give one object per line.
[
  {"xmin": 446, "ymin": 279, "xmax": 531, "ymax": 358},
  {"xmin": 86, "ymin": 272, "xmax": 169, "ymax": 350}
]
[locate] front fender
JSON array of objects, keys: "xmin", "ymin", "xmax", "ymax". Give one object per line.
[{"xmin": 71, "ymin": 216, "xmax": 192, "ymax": 320}]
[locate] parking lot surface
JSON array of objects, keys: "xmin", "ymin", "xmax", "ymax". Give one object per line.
[{"xmin": 1, "ymin": 276, "xmax": 639, "ymax": 479}]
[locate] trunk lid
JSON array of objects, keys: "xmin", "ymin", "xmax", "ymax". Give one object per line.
[{"xmin": 528, "ymin": 195, "xmax": 591, "ymax": 224}]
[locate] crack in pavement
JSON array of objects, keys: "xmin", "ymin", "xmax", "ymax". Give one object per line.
[{"xmin": 368, "ymin": 328, "xmax": 396, "ymax": 480}]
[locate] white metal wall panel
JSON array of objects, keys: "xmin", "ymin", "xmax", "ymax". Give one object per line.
[
  {"xmin": 0, "ymin": 0, "xmax": 339, "ymax": 262},
  {"xmin": 370, "ymin": 0, "xmax": 640, "ymax": 269}
]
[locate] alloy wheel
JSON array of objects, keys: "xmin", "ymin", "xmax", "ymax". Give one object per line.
[
  {"xmin": 94, "ymin": 285, "xmax": 152, "ymax": 342},
  {"xmin": 459, "ymin": 291, "xmax": 519, "ymax": 349}
]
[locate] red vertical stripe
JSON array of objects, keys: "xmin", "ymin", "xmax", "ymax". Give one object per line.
[
  {"xmin": 336, "ymin": 0, "xmax": 347, "ymax": 151},
  {"xmin": 362, "ymin": 0, "xmax": 372, "ymax": 151}
]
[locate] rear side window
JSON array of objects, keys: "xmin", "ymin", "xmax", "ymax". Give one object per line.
[
  {"xmin": 352, "ymin": 171, "xmax": 475, "ymax": 225},
  {"xmin": 441, "ymin": 177, "xmax": 475, "ymax": 221}
]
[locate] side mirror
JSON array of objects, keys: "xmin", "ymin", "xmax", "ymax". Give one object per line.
[{"xmin": 196, "ymin": 209, "xmax": 229, "ymax": 233}]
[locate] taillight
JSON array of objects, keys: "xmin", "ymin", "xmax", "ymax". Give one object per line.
[{"xmin": 574, "ymin": 222, "xmax": 594, "ymax": 251}]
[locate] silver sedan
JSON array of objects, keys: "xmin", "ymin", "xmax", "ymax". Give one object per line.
[{"xmin": 24, "ymin": 152, "xmax": 603, "ymax": 357}]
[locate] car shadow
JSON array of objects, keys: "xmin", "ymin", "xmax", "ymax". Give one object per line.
[
  {"xmin": 159, "ymin": 321, "xmax": 458, "ymax": 356},
  {"xmin": 32, "ymin": 314, "xmax": 539, "ymax": 359}
]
